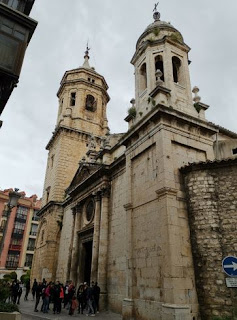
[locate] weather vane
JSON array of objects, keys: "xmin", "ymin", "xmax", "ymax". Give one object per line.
[
  {"xmin": 84, "ymin": 41, "xmax": 90, "ymax": 58},
  {"xmin": 153, "ymin": 2, "xmax": 160, "ymax": 21},
  {"xmin": 153, "ymin": 2, "xmax": 159, "ymax": 12}
]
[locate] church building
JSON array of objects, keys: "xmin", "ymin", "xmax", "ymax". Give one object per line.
[{"xmin": 31, "ymin": 7, "xmax": 237, "ymax": 320}]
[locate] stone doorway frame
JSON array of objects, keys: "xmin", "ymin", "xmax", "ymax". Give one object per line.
[{"xmin": 77, "ymin": 227, "xmax": 94, "ymax": 285}]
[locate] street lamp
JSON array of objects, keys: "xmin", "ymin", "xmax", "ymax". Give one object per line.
[{"xmin": 0, "ymin": 188, "xmax": 21, "ymax": 255}]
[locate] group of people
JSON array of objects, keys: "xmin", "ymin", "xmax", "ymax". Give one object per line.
[{"xmin": 31, "ymin": 278, "xmax": 100, "ymax": 316}]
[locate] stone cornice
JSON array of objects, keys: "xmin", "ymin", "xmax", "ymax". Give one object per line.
[
  {"xmin": 46, "ymin": 125, "xmax": 102, "ymax": 150},
  {"xmin": 156, "ymin": 187, "xmax": 178, "ymax": 199},
  {"xmin": 131, "ymin": 36, "xmax": 190, "ymax": 65},
  {"xmin": 118, "ymin": 104, "xmax": 219, "ymax": 148},
  {"xmin": 57, "ymin": 77, "xmax": 110, "ymax": 102},
  {"xmin": 37, "ymin": 201, "xmax": 63, "ymax": 217}
]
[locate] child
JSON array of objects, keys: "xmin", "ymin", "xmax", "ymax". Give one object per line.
[{"xmin": 69, "ymin": 295, "xmax": 78, "ymax": 316}]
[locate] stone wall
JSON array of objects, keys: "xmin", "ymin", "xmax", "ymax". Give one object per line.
[{"xmin": 182, "ymin": 158, "xmax": 237, "ymax": 319}]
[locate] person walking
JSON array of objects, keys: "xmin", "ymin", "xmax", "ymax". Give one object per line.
[
  {"xmin": 63, "ymin": 281, "xmax": 69, "ymax": 308},
  {"xmin": 34, "ymin": 281, "xmax": 42, "ymax": 312},
  {"xmin": 42, "ymin": 283, "xmax": 50, "ymax": 313},
  {"xmin": 24, "ymin": 279, "xmax": 30, "ymax": 301},
  {"xmin": 85, "ymin": 283, "xmax": 95, "ymax": 316},
  {"xmin": 92, "ymin": 281, "xmax": 100, "ymax": 313},
  {"xmin": 16, "ymin": 281, "xmax": 23, "ymax": 304},
  {"xmin": 53, "ymin": 281, "xmax": 61, "ymax": 314},
  {"xmin": 11, "ymin": 280, "xmax": 19, "ymax": 304},
  {"xmin": 77, "ymin": 283, "xmax": 85, "ymax": 314},
  {"xmin": 32, "ymin": 279, "xmax": 37, "ymax": 300}
]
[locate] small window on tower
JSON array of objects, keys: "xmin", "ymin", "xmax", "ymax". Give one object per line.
[
  {"xmin": 232, "ymin": 148, "xmax": 237, "ymax": 155},
  {"xmin": 92, "ymin": 79, "xmax": 95, "ymax": 83},
  {"xmin": 51, "ymin": 155, "xmax": 54, "ymax": 167},
  {"xmin": 85, "ymin": 94, "xmax": 97, "ymax": 112},
  {"xmin": 70, "ymin": 92, "xmax": 76, "ymax": 106},
  {"xmin": 172, "ymin": 56, "xmax": 182, "ymax": 84},
  {"xmin": 139, "ymin": 63, "xmax": 147, "ymax": 93}
]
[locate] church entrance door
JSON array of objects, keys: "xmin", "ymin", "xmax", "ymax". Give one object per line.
[{"xmin": 83, "ymin": 240, "xmax": 93, "ymax": 284}]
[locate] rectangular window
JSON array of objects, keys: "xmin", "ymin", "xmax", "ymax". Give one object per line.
[
  {"xmin": 27, "ymin": 238, "xmax": 35, "ymax": 251},
  {"xmin": 70, "ymin": 92, "xmax": 76, "ymax": 106},
  {"xmin": 3, "ymin": 0, "xmax": 19, "ymax": 10},
  {"xmin": 32, "ymin": 210, "xmax": 39, "ymax": 221},
  {"xmin": 232, "ymin": 148, "xmax": 237, "ymax": 155},
  {"xmin": 25, "ymin": 254, "xmax": 33, "ymax": 267},
  {"xmin": 16, "ymin": 206, "xmax": 28, "ymax": 220},
  {"xmin": 30, "ymin": 224, "xmax": 38, "ymax": 236}
]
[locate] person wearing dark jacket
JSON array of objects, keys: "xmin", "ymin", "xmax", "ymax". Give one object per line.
[
  {"xmin": 92, "ymin": 282, "xmax": 100, "ymax": 313},
  {"xmin": 34, "ymin": 282, "xmax": 43, "ymax": 312},
  {"xmin": 32, "ymin": 279, "xmax": 37, "ymax": 300},
  {"xmin": 53, "ymin": 281, "xmax": 61, "ymax": 314},
  {"xmin": 11, "ymin": 280, "xmax": 19, "ymax": 304},
  {"xmin": 24, "ymin": 279, "xmax": 30, "ymax": 300},
  {"xmin": 85, "ymin": 283, "xmax": 95, "ymax": 316}
]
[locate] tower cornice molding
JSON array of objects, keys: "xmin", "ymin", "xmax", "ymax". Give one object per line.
[
  {"xmin": 131, "ymin": 36, "xmax": 190, "ymax": 65},
  {"xmin": 46, "ymin": 125, "xmax": 103, "ymax": 150},
  {"xmin": 57, "ymin": 78, "xmax": 110, "ymax": 102}
]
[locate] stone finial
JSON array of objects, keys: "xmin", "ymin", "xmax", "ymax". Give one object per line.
[
  {"xmin": 153, "ymin": 2, "xmax": 160, "ymax": 21},
  {"xmin": 130, "ymin": 98, "xmax": 136, "ymax": 107},
  {"xmin": 155, "ymin": 69, "xmax": 163, "ymax": 86},
  {"xmin": 192, "ymin": 86, "xmax": 201, "ymax": 103}
]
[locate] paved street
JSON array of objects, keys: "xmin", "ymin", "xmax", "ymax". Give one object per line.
[{"xmin": 19, "ymin": 295, "xmax": 122, "ymax": 320}]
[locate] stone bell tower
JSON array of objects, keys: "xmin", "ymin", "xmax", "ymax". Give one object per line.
[
  {"xmin": 130, "ymin": 6, "xmax": 199, "ymax": 123},
  {"xmin": 31, "ymin": 48, "xmax": 110, "ymax": 282}
]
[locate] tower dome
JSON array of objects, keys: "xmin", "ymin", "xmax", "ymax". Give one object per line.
[{"xmin": 136, "ymin": 19, "xmax": 183, "ymax": 51}]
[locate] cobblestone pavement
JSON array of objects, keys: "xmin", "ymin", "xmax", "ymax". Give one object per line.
[{"xmin": 19, "ymin": 295, "xmax": 122, "ymax": 320}]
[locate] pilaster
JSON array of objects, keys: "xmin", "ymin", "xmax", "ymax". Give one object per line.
[
  {"xmin": 97, "ymin": 187, "xmax": 110, "ymax": 310},
  {"xmin": 91, "ymin": 192, "xmax": 101, "ymax": 282}
]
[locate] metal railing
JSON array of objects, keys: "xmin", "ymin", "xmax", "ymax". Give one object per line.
[
  {"xmin": 27, "ymin": 246, "xmax": 35, "ymax": 251},
  {"xmin": 6, "ymin": 261, "xmax": 19, "ymax": 269},
  {"xmin": 9, "ymin": 244, "xmax": 21, "ymax": 250}
]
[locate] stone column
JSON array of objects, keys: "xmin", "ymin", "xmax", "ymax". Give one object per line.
[
  {"xmin": 97, "ymin": 187, "xmax": 110, "ymax": 310},
  {"xmin": 91, "ymin": 192, "xmax": 101, "ymax": 282},
  {"xmin": 69, "ymin": 204, "xmax": 82, "ymax": 284}
]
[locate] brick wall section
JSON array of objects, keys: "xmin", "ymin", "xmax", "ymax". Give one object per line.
[{"xmin": 181, "ymin": 158, "xmax": 237, "ymax": 319}]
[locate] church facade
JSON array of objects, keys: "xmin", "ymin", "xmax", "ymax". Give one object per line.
[{"xmin": 31, "ymin": 8, "xmax": 237, "ymax": 320}]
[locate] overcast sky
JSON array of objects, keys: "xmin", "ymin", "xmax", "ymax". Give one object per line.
[{"xmin": 0, "ymin": 0, "xmax": 237, "ymax": 198}]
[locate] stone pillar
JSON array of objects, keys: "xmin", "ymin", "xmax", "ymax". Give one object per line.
[
  {"xmin": 97, "ymin": 187, "xmax": 110, "ymax": 310},
  {"xmin": 122, "ymin": 203, "xmax": 134, "ymax": 320},
  {"xmin": 69, "ymin": 204, "xmax": 82, "ymax": 284},
  {"xmin": 91, "ymin": 192, "xmax": 101, "ymax": 282}
]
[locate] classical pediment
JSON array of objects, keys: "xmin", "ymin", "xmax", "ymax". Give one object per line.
[{"xmin": 67, "ymin": 162, "xmax": 101, "ymax": 194}]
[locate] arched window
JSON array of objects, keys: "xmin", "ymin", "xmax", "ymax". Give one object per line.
[
  {"xmin": 41, "ymin": 230, "xmax": 45, "ymax": 243},
  {"xmin": 155, "ymin": 55, "xmax": 164, "ymax": 82},
  {"xmin": 172, "ymin": 56, "xmax": 182, "ymax": 84},
  {"xmin": 139, "ymin": 63, "xmax": 147, "ymax": 92},
  {"xmin": 85, "ymin": 94, "xmax": 97, "ymax": 112}
]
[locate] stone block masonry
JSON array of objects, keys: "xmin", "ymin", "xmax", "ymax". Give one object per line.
[{"xmin": 182, "ymin": 158, "xmax": 237, "ymax": 319}]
